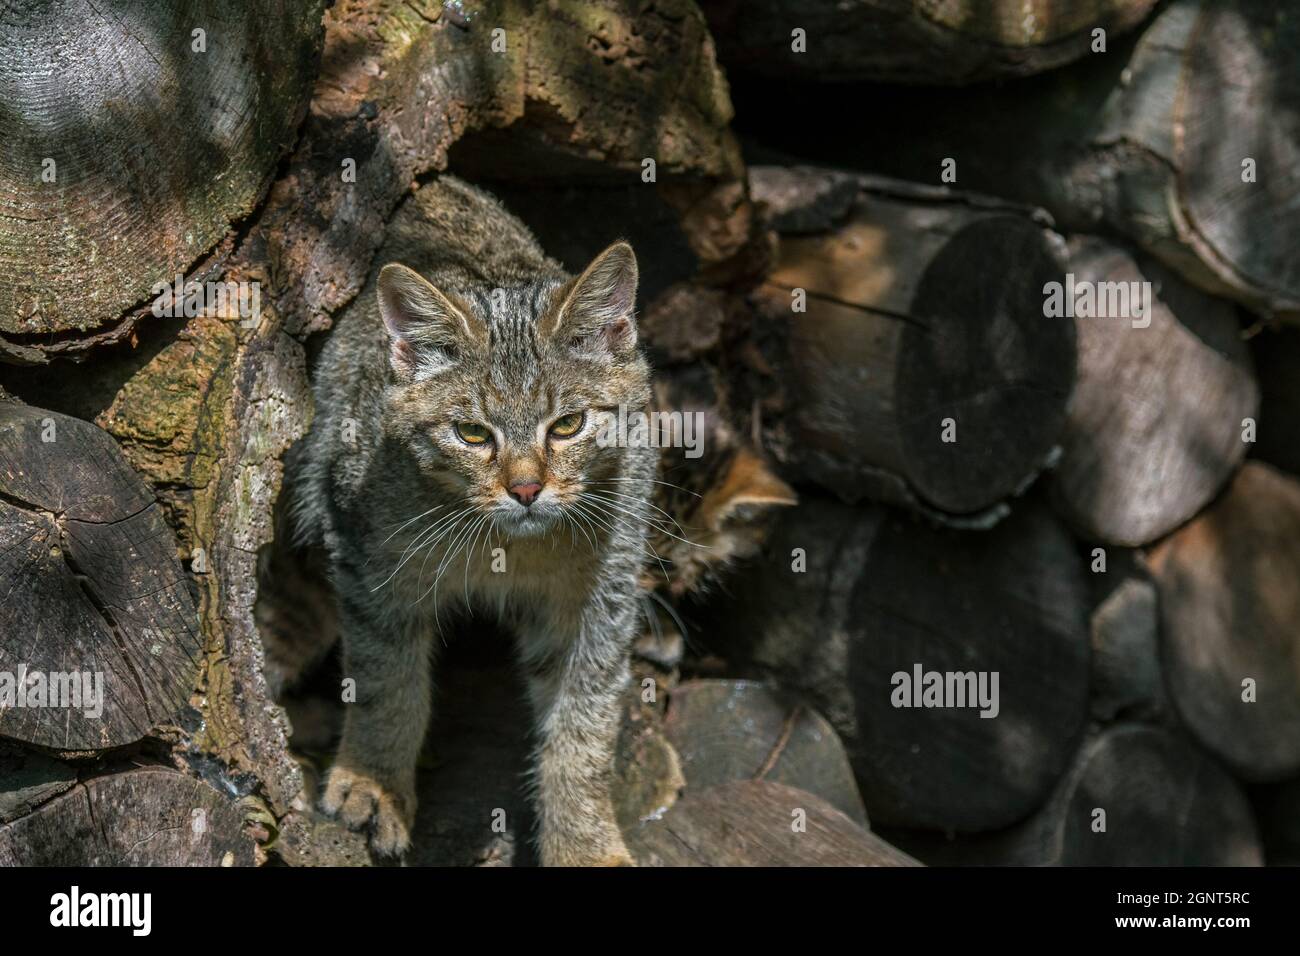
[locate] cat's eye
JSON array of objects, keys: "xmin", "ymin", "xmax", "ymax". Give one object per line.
[
  {"xmin": 550, "ymin": 412, "xmax": 585, "ymax": 438},
  {"xmin": 455, "ymin": 421, "xmax": 492, "ymax": 445}
]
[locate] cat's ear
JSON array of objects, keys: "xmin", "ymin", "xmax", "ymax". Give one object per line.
[
  {"xmin": 377, "ymin": 263, "xmax": 483, "ymax": 377},
  {"xmin": 546, "ymin": 241, "xmax": 639, "ymax": 355}
]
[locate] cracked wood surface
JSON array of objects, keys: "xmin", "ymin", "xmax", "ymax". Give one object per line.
[{"xmin": 0, "ymin": 405, "xmax": 200, "ymax": 751}]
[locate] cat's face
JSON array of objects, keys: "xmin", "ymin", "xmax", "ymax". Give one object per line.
[{"xmin": 379, "ymin": 242, "xmax": 651, "ymax": 537}]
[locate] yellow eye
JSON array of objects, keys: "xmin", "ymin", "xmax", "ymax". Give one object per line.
[
  {"xmin": 455, "ymin": 422, "xmax": 492, "ymax": 445},
  {"xmin": 550, "ymin": 412, "xmax": 585, "ymax": 438}
]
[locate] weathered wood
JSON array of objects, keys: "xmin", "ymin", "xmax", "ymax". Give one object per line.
[
  {"xmin": 1149, "ymin": 462, "xmax": 1300, "ymax": 782},
  {"xmin": 663, "ymin": 679, "xmax": 867, "ymax": 825},
  {"xmin": 0, "ymin": 767, "xmax": 254, "ymax": 865},
  {"xmin": 1049, "ymin": 238, "xmax": 1257, "ymax": 546},
  {"xmin": 702, "ymin": 0, "xmax": 1157, "ymax": 86},
  {"xmin": 0, "ymin": 747, "xmax": 76, "ymax": 823},
  {"xmin": 735, "ymin": 2, "xmax": 1300, "ymax": 319},
  {"xmin": 0, "ymin": 0, "xmax": 326, "ymax": 363},
  {"xmin": 629, "ymin": 780, "xmax": 919, "ymax": 866},
  {"xmin": 892, "ymin": 725, "xmax": 1262, "ymax": 866},
  {"xmin": 750, "ymin": 169, "xmax": 1075, "ymax": 522},
  {"xmin": 0, "ymin": 405, "xmax": 201, "ymax": 751},
  {"xmin": 1087, "ymin": 549, "xmax": 1162, "ymax": 722},
  {"xmin": 706, "ymin": 495, "xmax": 1091, "ymax": 832}
]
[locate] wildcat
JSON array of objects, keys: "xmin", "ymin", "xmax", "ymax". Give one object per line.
[{"xmin": 291, "ymin": 176, "xmax": 654, "ymax": 865}]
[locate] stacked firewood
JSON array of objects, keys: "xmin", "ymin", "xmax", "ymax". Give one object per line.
[{"xmin": 1, "ymin": 0, "xmax": 1297, "ymax": 866}]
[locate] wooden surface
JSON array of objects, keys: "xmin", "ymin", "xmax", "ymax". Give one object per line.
[
  {"xmin": 1149, "ymin": 462, "xmax": 1300, "ymax": 782},
  {"xmin": 1049, "ymin": 238, "xmax": 1257, "ymax": 546},
  {"xmin": 706, "ymin": 495, "xmax": 1091, "ymax": 832},
  {"xmin": 664, "ymin": 679, "xmax": 868, "ymax": 825},
  {"xmin": 0, "ymin": 405, "xmax": 200, "ymax": 750},
  {"xmin": 703, "ymin": 0, "xmax": 1157, "ymax": 85},
  {"xmin": 753, "ymin": 169, "xmax": 1075, "ymax": 521},
  {"xmin": 0, "ymin": 767, "xmax": 254, "ymax": 866},
  {"xmin": 0, "ymin": 0, "xmax": 325, "ymax": 362},
  {"xmin": 629, "ymin": 780, "xmax": 919, "ymax": 867}
]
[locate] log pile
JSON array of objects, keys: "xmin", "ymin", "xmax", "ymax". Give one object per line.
[{"xmin": 1, "ymin": 0, "xmax": 1295, "ymax": 868}]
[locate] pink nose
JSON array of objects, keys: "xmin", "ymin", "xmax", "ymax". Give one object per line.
[{"xmin": 509, "ymin": 481, "xmax": 543, "ymax": 506}]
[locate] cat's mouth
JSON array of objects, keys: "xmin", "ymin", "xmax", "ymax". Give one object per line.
[{"xmin": 494, "ymin": 503, "xmax": 560, "ymax": 538}]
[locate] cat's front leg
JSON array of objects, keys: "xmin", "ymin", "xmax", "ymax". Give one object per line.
[
  {"xmin": 520, "ymin": 603, "xmax": 637, "ymax": 867},
  {"xmin": 320, "ymin": 591, "xmax": 433, "ymax": 858}
]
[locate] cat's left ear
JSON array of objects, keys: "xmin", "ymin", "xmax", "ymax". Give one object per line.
[{"xmin": 545, "ymin": 241, "xmax": 638, "ymax": 355}]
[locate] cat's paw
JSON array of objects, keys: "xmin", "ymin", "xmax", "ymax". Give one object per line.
[{"xmin": 320, "ymin": 764, "xmax": 414, "ymax": 858}]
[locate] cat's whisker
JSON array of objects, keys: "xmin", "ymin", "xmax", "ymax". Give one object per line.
[
  {"xmin": 647, "ymin": 588, "xmax": 690, "ymax": 646},
  {"xmin": 595, "ymin": 476, "xmax": 702, "ymax": 498},
  {"xmin": 584, "ymin": 487, "xmax": 691, "ymax": 536},
  {"xmin": 577, "ymin": 491, "xmax": 710, "ymax": 551},
  {"xmin": 571, "ymin": 496, "xmax": 671, "ymax": 585},
  {"xmin": 377, "ymin": 505, "xmax": 474, "ymax": 591},
  {"xmin": 413, "ymin": 509, "xmax": 475, "ymax": 604}
]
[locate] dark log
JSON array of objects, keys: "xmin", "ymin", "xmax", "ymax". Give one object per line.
[
  {"xmin": 628, "ymin": 780, "xmax": 920, "ymax": 867},
  {"xmin": 750, "ymin": 169, "xmax": 1075, "ymax": 522},
  {"xmin": 0, "ymin": 0, "xmax": 326, "ymax": 364},
  {"xmin": 663, "ymin": 679, "xmax": 867, "ymax": 825},
  {"xmin": 702, "ymin": 0, "xmax": 1157, "ymax": 86},
  {"xmin": 1252, "ymin": 778, "xmax": 1300, "ymax": 867},
  {"xmin": 889, "ymin": 724, "xmax": 1262, "ymax": 866},
  {"xmin": 735, "ymin": 1, "xmax": 1300, "ymax": 319},
  {"xmin": 0, "ymin": 747, "xmax": 76, "ymax": 823},
  {"xmin": 0, "ymin": 405, "xmax": 200, "ymax": 751},
  {"xmin": 705, "ymin": 495, "xmax": 1091, "ymax": 832},
  {"xmin": 1048, "ymin": 238, "xmax": 1258, "ymax": 546},
  {"xmin": 1149, "ymin": 462, "xmax": 1300, "ymax": 782},
  {"xmin": 1087, "ymin": 549, "xmax": 1163, "ymax": 722},
  {"xmin": 0, "ymin": 767, "xmax": 254, "ymax": 865},
  {"xmin": 1250, "ymin": 324, "xmax": 1300, "ymax": 479}
]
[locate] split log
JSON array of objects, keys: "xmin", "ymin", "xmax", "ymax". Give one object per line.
[
  {"xmin": 889, "ymin": 725, "xmax": 1262, "ymax": 866},
  {"xmin": 702, "ymin": 0, "xmax": 1157, "ymax": 85},
  {"xmin": 663, "ymin": 679, "xmax": 868, "ymax": 825},
  {"xmin": 0, "ymin": 767, "xmax": 254, "ymax": 866},
  {"xmin": 1048, "ymin": 238, "xmax": 1258, "ymax": 546},
  {"xmin": 0, "ymin": 405, "xmax": 201, "ymax": 751},
  {"xmin": 0, "ymin": 0, "xmax": 326, "ymax": 364},
  {"xmin": 704, "ymin": 495, "xmax": 1091, "ymax": 832},
  {"xmin": 1087, "ymin": 549, "xmax": 1163, "ymax": 722},
  {"xmin": 749, "ymin": 169, "xmax": 1075, "ymax": 522},
  {"xmin": 1149, "ymin": 462, "xmax": 1300, "ymax": 782},
  {"xmin": 734, "ymin": 1, "xmax": 1300, "ymax": 319},
  {"xmin": 628, "ymin": 780, "xmax": 920, "ymax": 867}
]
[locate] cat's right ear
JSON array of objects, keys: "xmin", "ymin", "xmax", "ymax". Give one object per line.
[{"xmin": 376, "ymin": 264, "xmax": 482, "ymax": 377}]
